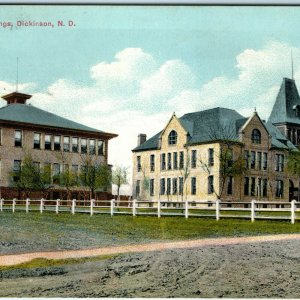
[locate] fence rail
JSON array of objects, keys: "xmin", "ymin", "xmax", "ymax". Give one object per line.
[{"xmin": 0, "ymin": 198, "xmax": 299, "ymax": 224}]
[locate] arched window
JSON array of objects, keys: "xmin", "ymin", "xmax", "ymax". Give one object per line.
[
  {"xmin": 168, "ymin": 130, "xmax": 177, "ymax": 145},
  {"xmin": 251, "ymin": 129, "xmax": 261, "ymax": 144}
]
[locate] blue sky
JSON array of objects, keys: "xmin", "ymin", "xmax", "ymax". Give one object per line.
[{"xmin": 1, "ymin": 5, "xmax": 300, "ymax": 192}]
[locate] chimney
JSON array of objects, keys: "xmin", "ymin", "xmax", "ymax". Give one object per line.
[
  {"xmin": 137, "ymin": 134, "xmax": 147, "ymax": 146},
  {"xmin": 1, "ymin": 91, "xmax": 32, "ymax": 105}
]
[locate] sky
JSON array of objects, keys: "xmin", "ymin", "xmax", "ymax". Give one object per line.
[{"xmin": 1, "ymin": 5, "xmax": 300, "ymax": 194}]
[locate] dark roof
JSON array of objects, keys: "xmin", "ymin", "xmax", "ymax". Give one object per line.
[
  {"xmin": 0, "ymin": 103, "xmax": 105, "ymax": 134},
  {"xmin": 268, "ymin": 78, "xmax": 300, "ymax": 125}
]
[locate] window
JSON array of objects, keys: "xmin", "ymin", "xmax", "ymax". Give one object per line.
[
  {"xmin": 251, "ymin": 129, "xmax": 261, "ymax": 144},
  {"xmin": 244, "ymin": 150, "xmax": 249, "ymax": 169},
  {"xmin": 179, "ymin": 151, "xmax": 184, "ymax": 169},
  {"xmin": 136, "ymin": 180, "xmax": 140, "ymax": 196},
  {"xmin": 257, "ymin": 152, "xmax": 262, "ymax": 170},
  {"xmin": 263, "ymin": 152, "xmax": 268, "ymax": 170},
  {"xmin": 275, "ymin": 154, "xmax": 284, "ymax": 172},
  {"xmin": 63, "ymin": 136, "xmax": 70, "ymax": 152},
  {"xmin": 98, "ymin": 140, "xmax": 104, "ymax": 155},
  {"xmin": 227, "ymin": 176, "xmax": 233, "ymax": 195},
  {"xmin": 276, "ymin": 180, "xmax": 284, "ymax": 198},
  {"xmin": 150, "ymin": 179, "xmax": 154, "ymax": 196},
  {"xmin": 150, "ymin": 155, "xmax": 155, "ymax": 172},
  {"xmin": 168, "ymin": 130, "xmax": 177, "ymax": 145},
  {"xmin": 54, "ymin": 136, "xmax": 61, "ymax": 151},
  {"xmin": 89, "ymin": 139, "xmax": 95, "ymax": 155},
  {"xmin": 160, "ymin": 178, "xmax": 165, "ymax": 195},
  {"xmin": 14, "ymin": 130, "xmax": 22, "ymax": 147},
  {"xmin": 161, "ymin": 153, "xmax": 166, "ymax": 170},
  {"xmin": 172, "ymin": 178, "xmax": 177, "ymax": 195},
  {"xmin": 208, "ymin": 175, "xmax": 214, "ymax": 194},
  {"xmin": 167, "ymin": 153, "xmax": 172, "ymax": 170},
  {"xmin": 33, "ymin": 133, "xmax": 41, "ymax": 149},
  {"xmin": 53, "ymin": 163, "xmax": 60, "ymax": 184},
  {"xmin": 72, "ymin": 137, "xmax": 78, "ymax": 153},
  {"xmin": 167, "ymin": 178, "xmax": 171, "ymax": 195},
  {"xmin": 72, "ymin": 164, "xmax": 78, "ymax": 174},
  {"xmin": 81, "ymin": 138, "xmax": 87, "ymax": 154},
  {"xmin": 208, "ymin": 148, "xmax": 214, "ymax": 166},
  {"xmin": 250, "ymin": 177, "xmax": 256, "ymax": 196},
  {"xmin": 191, "ymin": 150, "xmax": 197, "ymax": 168},
  {"xmin": 13, "ymin": 160, "xmax": 21, "ymax": 172},
  {"xmin": 33, "ymin": 161, "xmax": 40, "ymax": 170},
  {"xmin": 179, "ymin": 177, "xmax": 183, "ymax": 195},
  {"xmin": 191, "ymin": 177, "xmax": 196, "ymax": 195},
  {"xmin": 262, "ymin": 179, "xmax": 268, "ymax": 197},
  {"xmin": 244, "ymin": 177, "xmax": 249, "ymax": 196},
  {"xmin": 45, "ymin": 134, "xmax": 52, "ymax": 150},
  {"xmin": 173, "ymin": 152, "xmax": 178, "ymax": 170},
  {"xmin": 251, "ymin": 151, "xmax": 256, "ymax": 169},
  {"xmin": 137, "ymin": 156, "xmax": 141, "ymax": 172}
]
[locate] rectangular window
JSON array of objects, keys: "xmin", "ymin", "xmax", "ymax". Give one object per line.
[
  {"xmin": 191, "ymin": 177, "xmax": 196, "ymax": 195},
  {"xmin": 167, "ymin": 153, "xmax": 172, "ymax": 170},
  {"xmin": 250, "ymin": 177, "xmax": 256, "ymax": 196},
  {"xmin": 244, "ymin": 177, "xmax": 249, "ymax": 196},
  {"xmin": 262, "ymin": 178, "xmax": 268, "ymax": 197},
  {"xmin": 45, "ymin": 134, "xmax": 52, "ymax": 150},
  {"xmin": 161, "ymin": 153, "xmax": 166, "ymax": 170},
  {"xmin": 227, "ymin": 176, "xmax": 233, "ymax": 195},
  {"xmin": 208, "ymin": 175, "xmax": 214, "ymax": 194},
  {"xmin": 72, "ymin": 164, "xmax": 78, "ymax": 174},
  {"xmin": 173, "ymin": 152, "xmax": 178, "ymax": 170},
  {"xmin": 54, "ymin": 135, "xmax": 61, "ymax": 151},
  {"xmin": 208, "ymin": 148, "xmax": 214, "ymax": 166},
  {"xmin": 275, "ymin": 154, "xmax": 284, "ymax": 172},
  {"xmin": 191, "ymin": 150, "xmax": 197, "ymax": 168},
  {"xmin": 244, "ymin": 150, "xmax": 249, "ymax": 169},
  {"xmin": 251, "ymin": 151, "xmax": 256, "ymax": 169},
  {"xmin": 167, "ymin": 178, "xmax": 171, "ymax": 195},
  {"xmin": 137, "ymin": 156, "xmax": 141, "ymax": 172},
  {"xmin": 257, "ymin": 178, "xmax": 262, "ymax": 197},
  {"xmin": 89, "ymin": 139, "xmax": 95, "ymax": 155},
  {"xmin": 227, "ymin": 149, "xmax": 233, "ymax": 167},
  {"xmin": 160, "ymin": 178, "xmax": 165, "ymax": 195},
  {"xmin": 53, "ymin": 163, "xmax": 60, "ymax": 184},
  {"xmin": 81, "ymin": 138, "xmax": 87, "ymax": 154},
  {"xmin": 179, "ymin": 177, "xmax": 183, "ymax": 195},
  {"xmin": 63, "ymin": 136, "xmax": 70, "ymax": 152},
  {"xmin": 276, "ymin": 180, "xmax": 284, "ymax": 198},
  {"xmin": 33, "ymin": 133, "xmax": 41, "ymax": 149},
  {"xmin": 150, "ymin": 179, "xmax": 154, "ymax": 196},
  {"xmin": 13, "ymin": 160, "xmax": 21, "ymax": 172},
  {"xmin": 14, "ymin": 130, "xmax": 22, "ymax": 147},
  {"xmin": 72, "ymin": 137, "xmax": 78, "ymax": 153},
  {"xmin": 263, "ymin": 152, "xmax": 268, "ymax": 170},
  {"xmin": 33, "ymin": 161, "xmax": 40, "ymax": 170},
  {"xmin": 98, "ymin": 140, "xmax": 104, "ymax": 155},
  {"xmin": 172, "ymin": 178, "xmax": 177, "ymax": 195},
  {"xmin": 136, "ymin": 180, "xmax": 140, "ymax": 196},
  {"xmin": 257, "ymin": 152, "xmax": 262, "ymax": 170},
  {"xmin": 150, "ymin": 154, "xmax": 155, "ymax": 172},
  {"xmin": 179, "ymin": 151, "xmax": 184, "ymax": 169}
]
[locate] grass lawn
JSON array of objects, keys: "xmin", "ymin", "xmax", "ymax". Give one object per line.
[{"xmin": 0, "ymin": 210, "xmax": 299, "ymax": 256}]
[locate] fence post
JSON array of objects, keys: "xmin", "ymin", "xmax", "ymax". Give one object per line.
[
  {"xmin": 72, "ymin": 199, "xmax": 76, "ymax": 215},
  {"xmin": 157, "ymin": 200, "xmax": 161, "ymax": 218},
  {"xmin": 216, "ymin": 199, "xmax": 220, "ymax": 221},
  {"xmin": 12, "ymin": 198, "xmax": 16, "ymax": 213},
  {"xmin": 291, "ymin": 200, "xmax": 296, "ymax": 224},
  {"xmin": 26, "ymin": 198, "xmax": 30, "ymax": 213},
  {"xmin": 185, "ymin": 200, "xmax": 189, "ymax": 219},
  {"xmin": 110, "ymin": 199, "xmax": 114, "ymax": 216},
  {"xmin": 40, "ymin": 198, "xmax": 44, "ymax": 214},
  {"xmin": 90, "ymin": 199, "xmax": 94, "ymax": 216},
  {"xmin": 56, "ymin": 199, "xmax": 60, "ymax": 214},
  {"xmin": 251, "ymin": 200, "xmax": 256, "ymax": 222},
  {"xmin": 0, "ymin": 198, "xmax": 3, "ymax": 212},
  {"xmin": 133, "ymin": 199, "xmax": 137, "ymax": 216}
]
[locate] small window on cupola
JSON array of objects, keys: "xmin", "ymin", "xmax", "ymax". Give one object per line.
[{"xmin": 293, "ymin": 105, "xmax": 300, "ymax": 117}]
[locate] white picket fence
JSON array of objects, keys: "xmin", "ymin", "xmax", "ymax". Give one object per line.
[{"xmin": 0, "ymin": 198, "xmax": 299, "ymax": 224}]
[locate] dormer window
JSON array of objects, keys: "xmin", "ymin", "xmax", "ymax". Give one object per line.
[
  {"xmin": 293, "ymin": 104, "xmax": 300, "ymax": 117},
  {"xmin": 251, "ymin": 129, "xmax": 261, "ymax": 144},
  {"xmin": 168, "ymin": 130, "xmax": 177, "ymax": 145}
]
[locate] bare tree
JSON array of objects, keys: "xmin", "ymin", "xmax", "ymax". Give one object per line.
[{"xmin": 112, "ymin": 165, "xmax": 129, "ymax": 200}]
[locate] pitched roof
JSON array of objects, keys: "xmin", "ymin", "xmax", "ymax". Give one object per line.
[
  {"xmin": 0, "ymin": 103, "xmax": 106, "ymax": 134},
  {"xmin": 268, "ymin": 77, "xmax": 300, "ymax": 125}
]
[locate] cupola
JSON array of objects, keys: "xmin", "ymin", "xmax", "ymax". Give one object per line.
[{"xmin": 1, "ymin": 91, "xmax": 32, "ymax": 105}]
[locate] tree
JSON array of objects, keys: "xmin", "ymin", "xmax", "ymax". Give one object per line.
[
  {"xmin": 179, "ymin": 147, "xmax": 191, "ymax": 201},
  {"xmin": 112, "ymin": 166, "xmax": 129, "ymax": 199},
  {"xmin": 79, "ymin": 156, "xmax": 112, "ymax": 199},
  {"xmin": 286, "ymin": 150, "xmax": 300, "ymax": 201},
  {"xmin": 59, "ymin": 166, "xmax": 79, "ymax": 200}
]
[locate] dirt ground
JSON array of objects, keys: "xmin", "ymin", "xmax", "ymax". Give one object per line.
[{"xmin": 0, "ymin": 238, "xmax": 299, "ymax": 298}]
